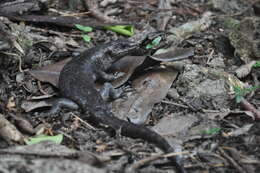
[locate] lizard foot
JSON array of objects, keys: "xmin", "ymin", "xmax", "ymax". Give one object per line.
[
  {"xmin": 100, "ymin": 82, "xmax": 124, "ymax": 102},
  {"xmin": 117, "ymin": 85, "xmax": 136, "ymax": 101}
]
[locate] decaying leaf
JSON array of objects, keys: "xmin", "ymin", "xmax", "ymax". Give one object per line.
[
  {"xmin": 108, "ymin": 55, "xmax": 146, "ymax": 87},
  {"xmin": 29, "ymin": 56, "xmax": 146, "ymax": 88},
  {"xmin": 229, "ymin": 17, "xmax": 260, "ymax": 63},
  {"xmin": 29, "ymin": 58, "xmax": 72, "ymax": 87},
  {"xmin": 113, "ymin": 68, "xmax": 179, "ymax": 125},
  {"xmin": 29, "ymin": 48, "xmax": 193, "ymax": 88},
  {"xmin": 152, "ymin": 47, "xmax": 194, "ymax": 62},
  {"xmin": 235, "ymin": 60, "xmax": 256, "ymax": 78},
  {"xmin": 0, "ymin": 113, "xmax": 24, "ymax": 142},
  {"xmin": 21, "ymin": 100, "xmax": 52, "ymax": 112},
  {"xmin": 153, "ymin": 113, "xmax": 198, "ymax": 137},
  {"xmin": 9, "ymin": 113, "xmax": 35, "ymax": 135},
  {"xmin": 226, "ymin": 124, "xmax": 253, "ymax": 137},
  {"xmin": 169, "ymin": 12, "xmax": 213, "ymax": 44}
]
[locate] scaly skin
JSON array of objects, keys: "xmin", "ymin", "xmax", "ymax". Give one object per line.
[{"xmin": 58, "ymin": 38, "xmax": 186, "ymax": 173}]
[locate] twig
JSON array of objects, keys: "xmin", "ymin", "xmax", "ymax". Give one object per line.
[
  {"xmin": 219, "ymin": 147, "xmax": 247, "ymax": 173},
  {"xmin": 1, "ymin": 13, "xmax": 129, "ymax": 28},
  {"xmin": 30, "ymin": 26, "xmax": 81, "ymax": 38},
  {"xmin": 240, "ymin": 98, "xmax": 260, "ymax": 120},
  {"xmin": 0, "ymin": 149, "xmax": 78, "ymax": 158},
  {"xmin": 73, "ymin": 114, "xmax": 97, "ymax": 130},
  {"xmin": 128, "ymin": 151, "xmax": 189, "ymax": 170},
  {"xmin": 82, "ymin": 0, "xmax": 118, "ymax": 23},
  {"xmin": 48, "ymin": 8, "xmax": 91, "ymax": 17}
]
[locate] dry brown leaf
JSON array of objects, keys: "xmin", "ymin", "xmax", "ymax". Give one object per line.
[
  {"xmin": 29, "ymin": 49, "xmax": 192, "ymax": 88},
  {"xmin": 108, "ymin": 55, "xmax": 146, "ymax": 87},
  {"xmin": 151, "ymin": 48, "xmax": 194, "ymax": 62},
  {"xmin": 29, "ymin": 58, "xmax": 72, "ymax": 87},
  {"xmin": 113, "ymin": 68, "xmax": 178, "ymax": 125}
]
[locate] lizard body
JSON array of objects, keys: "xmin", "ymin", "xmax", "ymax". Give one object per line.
[{"xmin": 57, "ymin": 37, "xmax": 186, "ymax": 173}]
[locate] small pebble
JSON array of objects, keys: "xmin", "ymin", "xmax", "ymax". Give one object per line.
[
  {"xmin": 16, "ymin": 73, "xmax": 24, "ymax": 83},
  {"xmin": 100, "ymin": 0, "xmax": 117, "ymax": 7}
]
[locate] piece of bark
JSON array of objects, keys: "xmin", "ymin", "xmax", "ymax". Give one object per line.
[
  {"xmin": 0, "ymin": 113, "xmax": 24, "ymax": 143},
  {"xmin": 0, "ymin": 14, "xmax": 133, "ymax": 28}
]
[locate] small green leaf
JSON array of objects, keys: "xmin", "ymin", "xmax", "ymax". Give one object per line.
[
  {"xmin": 145, "ymin": 44, "xmax": 154, "ymax": 49},
  {"xmin": 145, "ymin": 36, "xmax": 162, "ymax": 49},
  {"xmin": 151, "ymin": 36, "xmax": 162, "ymax": 46},
  {"xmin": 235, "ymin": 95, "xmax": 243, "ymax": 103},
  {"xmin": 25, "ymin": 134, "xmax": 63, "ymax": 145},
  {"xmin": 75, "ymin": 24, "xmax": 93, "ymax": 32},
  {"xmin": 253, "ymin": 61, "xmax": 260, "ymax": 68},
  {"xmin": 233, "ymin": 85, "xmax": 260, "ymax": 103},
  {"xmin": 104, "ymin": 25, "xmax": 134, "ymax": 36},
  {"xmin": 201, "ymin": 127, "xmax": 221, "ymax": 135},
  {"xmin": 82, "ymin": 34, "xmax": 91, "ymax": 42},
  {"xmin": 233, "ymin": 85, "xmax": 243, "ymax": 96}
]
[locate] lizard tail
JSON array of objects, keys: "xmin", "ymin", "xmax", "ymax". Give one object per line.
[{"xmin": 94, "ymin": 112, "xmax": 187, "ymax": 173}]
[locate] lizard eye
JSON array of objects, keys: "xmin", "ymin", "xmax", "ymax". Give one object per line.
[
  {"xmin": 120, "ymin": 43, "xmax": 128, "ymax": 48},
  {"xmin": 119, "ymin": 42, "xmax": 131, "ymax": 50}
]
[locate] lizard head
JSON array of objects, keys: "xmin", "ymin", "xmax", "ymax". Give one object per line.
[
  {"xmin": 108, "ymin": 31, "xmax": 169, "ymax": 59},
  {"xmin": 108, "ymin": 39, "xmax": 139, "ymax": 58}
]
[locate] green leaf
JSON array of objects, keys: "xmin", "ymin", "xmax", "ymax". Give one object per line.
[
  {"xmin": 145, "ymin": 36, "xmax": 162, "ymax": 49},
  {"xmin": 233, "ymin": 85, "xmax": 260, "ymax": 103},
  {"xmin": 201, "ymin": 127, "xmax": 221, "ymax": 135},
  {"xmin": 235, "ymin": 95, "xmax": 243, "ymax": 103},
  {"xmin": 75, "ymin": 24, "xmax": 93, "ymax": 32},
  {"xmin": 104, "ymin": 25, "xmax": 134, "ymax": 36},
  {"xmin": 151, "ymin": 36, "xmax": 162, "ymax": 46},
  {"xmin": 25, "ymin": 134, "xmax": 63, "ymax": 145},
  {"xmin": 253, "ymin": 61, "xmax": 260, "ymax": 68},
  {"xmin": 82, "ymin": 34, "xmax": 91, "ymax": 42},
  {"xmin": 233, "ymin": 85, "xmax": 242, "ymax": 95},
  {"xmin": 145, "ymin": 44, "xmax": 154, "ymax": 49}
]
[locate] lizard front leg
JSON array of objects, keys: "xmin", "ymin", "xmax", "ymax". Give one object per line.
[
  {"xmin": 99, "ymin": 82, "xmax": 124, "ymax": 102},
  {"xmin": 46, "ymin": 83, "xmax": 123, "ymax": 116}
]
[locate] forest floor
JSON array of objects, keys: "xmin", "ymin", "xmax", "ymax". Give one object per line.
[{"xmin": 0, "ymin": 0, "xmax": 259, "ymax": 173}]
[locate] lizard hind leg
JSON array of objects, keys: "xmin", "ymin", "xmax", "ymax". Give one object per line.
[{"xmin": 46, "ymin": 98, "xmax": 79, "ymax": 116}]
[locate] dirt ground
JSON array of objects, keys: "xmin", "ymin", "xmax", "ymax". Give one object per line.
[{"xmin": 0, "ymin": 0, "xmax": 260, "ymax": 173}]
